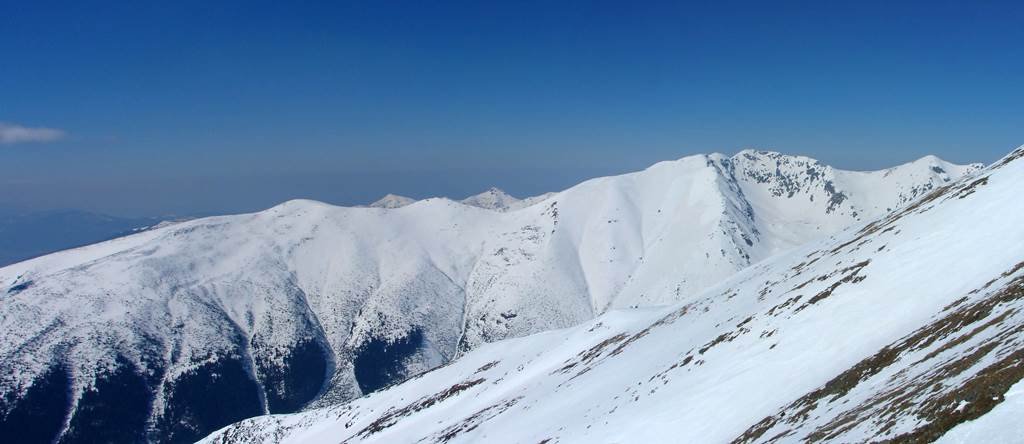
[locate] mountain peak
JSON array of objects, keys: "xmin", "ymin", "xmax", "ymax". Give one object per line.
[
  {"xmin": 369, "ymin": 194, "xmax": 416, "ymax": 209},
  {"xmin": 908, "ymin": 154, "xmax": 985, "ymax": 173},
  {"xmin": 460, "ymin": 188, "xmax": 520, "ymax": 211}
]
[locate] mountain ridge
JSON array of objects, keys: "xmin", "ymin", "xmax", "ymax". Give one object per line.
[
  {"xmin": 0, "ymin": 150, "xmax": 982, "ymax": 443},
  {"xmin": 364, "ymin": 151, "xmax": 983, "ymax": 214},
  {"xmin": 201, "ymin": 145, "xmax": 1024, "ymax": 444}
]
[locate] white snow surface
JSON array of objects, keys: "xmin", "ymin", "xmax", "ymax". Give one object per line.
[
  {"xmin": 202, "ymin": 147, "xmax": 1024, "ymax": 443},
  {"xmin": 0, "ymin": 150, "xmax": 981, "ymax": 437}
]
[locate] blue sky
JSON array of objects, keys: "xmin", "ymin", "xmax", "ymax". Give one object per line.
[{"xmin": 2, "ymin": 0, "xmax": 1022, "ymax": 216}]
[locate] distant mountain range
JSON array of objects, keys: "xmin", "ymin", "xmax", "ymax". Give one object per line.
[
  {"xmin": 369, "ymin": 187, "xmax": 556, "ymax": 211},
  {"xmin": 0, "ymin": 186, "xmax": 552, "ymax": 268},
  {"xmin": 0, "ymin": 150, "xmax": 985, "ymax": 443}
]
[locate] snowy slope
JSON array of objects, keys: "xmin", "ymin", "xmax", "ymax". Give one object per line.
[
  {"xmin": 203, "ymin": 146, "xmax": 1024, "ymax": 444},
  {"xmin": 0, "ymin": 151, "xmax": 979, "ymax": 443}
]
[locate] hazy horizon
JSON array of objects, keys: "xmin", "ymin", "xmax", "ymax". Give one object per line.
[
  {"xmin": 3, "ymin": 1, "xmax": 1021, "ymax": 217},
  {"xmin": 0, "ymin": 147, "xmax": 1003, "ymax": 218}
]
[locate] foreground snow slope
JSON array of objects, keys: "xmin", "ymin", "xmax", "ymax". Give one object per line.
[
  {"xmin": 0, "ymin": 151, "xmax": 977, "ymax": 443},
  {"xmin": 203, "ymin": 146, "xmax": 1024, "ymax": 444}
]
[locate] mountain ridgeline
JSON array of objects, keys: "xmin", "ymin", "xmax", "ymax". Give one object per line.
[
  {"xmin": 204, "ymin": 148, "xmax": 1024, "ymax": 443},
  {"xmin": 0, "ymin": 150, "xmax": 981, "ymax": 443}
]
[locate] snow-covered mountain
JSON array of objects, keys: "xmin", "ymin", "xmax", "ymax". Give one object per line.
[
  {"xmin": 458, "ymin": 188, "xmax": 557, "ymax": 212},
  {"xmin": 203, "ymin": 147, "xmax": 1024, "ymax": 444},
  {"xmin": 368, "ymin": 194, "xmax": 417, "ymax": 209},
  {"xmin": 459, "ymin": 187, "xmax": 521, "ymax": 211},
  {"xmin": 0, "ymin": 150, "xmax": 980, "ymax": 443}
]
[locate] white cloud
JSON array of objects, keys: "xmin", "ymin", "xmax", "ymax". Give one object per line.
[{"xmin": 0, "ymin": 122, "xmax": 65, "ymax": 144}]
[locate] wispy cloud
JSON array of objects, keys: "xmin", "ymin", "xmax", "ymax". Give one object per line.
[{"xmin": 0, "ymin": 122, "xmax": 65, "ymax": 145}]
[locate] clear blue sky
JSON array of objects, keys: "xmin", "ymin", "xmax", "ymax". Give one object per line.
[{"xmin": 2, "ymin": 0, "xmax": 1022, "ymax": 216}]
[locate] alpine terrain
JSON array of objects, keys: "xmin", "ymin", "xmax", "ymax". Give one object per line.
[
  {"xmin": 0, "ymin": 150, "xmax": 982, "ymax": 443},
  {"xmin": 203, "ymin": 146, "xmax": 1024, "ymax": 443}
]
